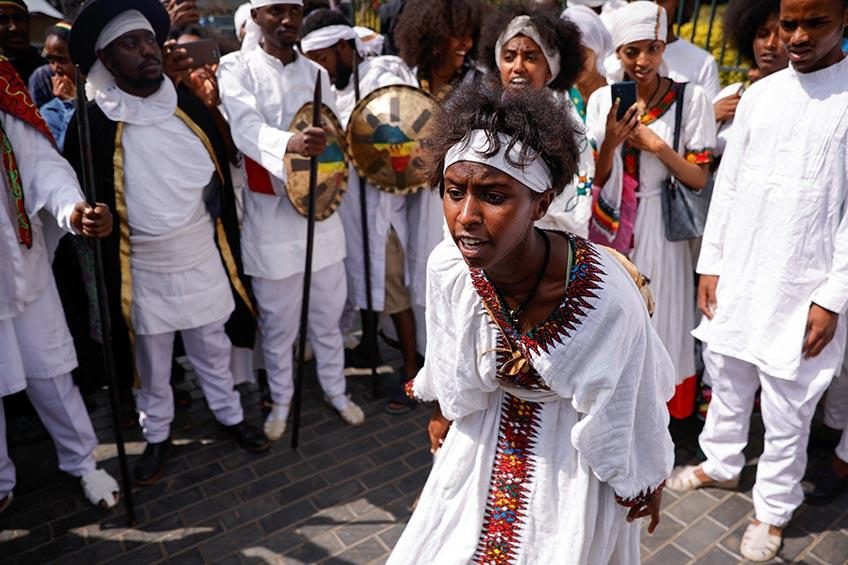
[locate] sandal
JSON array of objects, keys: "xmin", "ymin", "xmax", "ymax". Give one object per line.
[
  {"xmin": 666, "ymin": 465, "xmax": 740, "ymax": 492},
  {"xmin": 740, "ymin": 521, "xmax": 782, "ymax": 562},
  {"xmin": 384, "ymin": 392, "xmax": 415, "ymax": 415}
]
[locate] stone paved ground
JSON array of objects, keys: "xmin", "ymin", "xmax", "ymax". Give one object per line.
[{"xmin": 1, "ymin": 352, "xmax": 847, "ymax": 565}]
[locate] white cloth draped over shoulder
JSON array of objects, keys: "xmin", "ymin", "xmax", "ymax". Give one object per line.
[
  {"xmin": 694, "ymin": 57, "xmax": 848, "ymax": 381},
  {"xmin": 389, "ymin": 236, "xmax": 676, "ymax": 564},
  {"xmin": 216, "ymin": 48, "xmax": 345, "ymax": 281},
  {"xmin": 0, "ymin": 111, "xmax": 83, "ymax": 396},
  {"xmin": 586, "ymin": 82, "xmax": 716, "ymax": 384},
  {"xmin": 335, "ymin": 56, "xmax": 417, "ymax": 311}
]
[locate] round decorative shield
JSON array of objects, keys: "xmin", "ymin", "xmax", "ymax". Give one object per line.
[
  {"xmin": 346, "ymin": 85, "xmax": 439, "ymax": 195},
  {"xmin": 284, "ymin": 103, "xmax": 348, "ymax": 221}
]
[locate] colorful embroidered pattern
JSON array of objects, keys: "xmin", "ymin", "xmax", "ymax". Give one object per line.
[
  {"xmin": 0, "ymin": 124, "xmax": 30, "ymax": 247},
  {"xmin": 473, "ymin": 394, "xmax": 541, "ymax": 565},
  {"xmin": 616, "ymin": 480, "xmax": 666, "ymax": 508},
  {"xmin": 470, "ymin": 235, "xmax": 605, "ymax": 360},
  {"xmin": 569, "ymin": 86, "xmax": 586, "ymax": 123},
  {"xmin": 685, "ymin": 148, "xmax": 713, "ymax": 164},
  {"xmin": 640, "ymin": 82, "xmax": 683, "ymax": 126}
]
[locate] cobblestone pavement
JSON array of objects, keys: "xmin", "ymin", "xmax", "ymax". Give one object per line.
[{"xmin": 1, "ymin": 354, "xmax": 847, "ymax": 564}]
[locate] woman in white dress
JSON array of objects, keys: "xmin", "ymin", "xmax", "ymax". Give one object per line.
[
  {"xmin": 387, "ymin": 78, "xmax": 676, "ymax": 564},
  {"xmin": 586, "ymin": 1, "xmax": 716, "ymax": 390}
]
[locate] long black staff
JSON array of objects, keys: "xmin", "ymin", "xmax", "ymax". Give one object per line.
[
  {"xmin": 75, "ymin": 68, "xmax": 136, "ymax": 526},
  {"xmin": 291, "ymin": 72, "xmax": 323, "ymax": 449},
  {"xmin": 353, "ymin": 61, "xmax": 380, "ymax": 398}
]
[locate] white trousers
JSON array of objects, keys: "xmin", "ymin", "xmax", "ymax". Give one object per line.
[
  {"xmin": 0, "ymin": 373, "xmax": 98, "ymax": 497},
  {"xmin": 253, "ymin": 261, "xmax": 347, "ymax": 408},
  {"xmin": 135, "ymin": 320, "xmax": 244, "ymax": 443},
  {"xmin": 699, "ymin": 348, "xmax": 833, "ymax": 526},
  {"xmin": 823, "ymin": 358, "xmax": 848, "ymax": 462}
]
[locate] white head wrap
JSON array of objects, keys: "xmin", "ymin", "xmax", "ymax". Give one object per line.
[
  {"xmin": 242, "ymin": 1, "xmax": 304, "ymax": 51},
  {"xmin": 495, "ymin": 15, "xmax": 561, "ymax": 86},
  {"xmin": 610, "ymin": 1, "xmax": 667, "ymax": 49},
  {"xmin": 561, "ymin": 6, "xmax": 612, "ymax": 75},
  {"xmin": 234, "ymin": 3, "xmax": 252, "ymax": 39},
  {"xmin": 300, "ymin": 24, "xmax": 364, "ymax": 57},
  {"xmin": 567, "ymin": 0, "xmax": 606, "ymax": 7},
  {"xmin": 86, "ymin": 10, "xmax": 157, "ymax": 96},
  {"xmin": 250, "ymin": 0, "xmax": 303, "ymax": 7},
  {"xmin": 354, "ymin": 26, "xmax": 384, "ymax": 57},
  {"xmin": 444, "ymin": 130, "xmax": 551, "ymax": 194}
]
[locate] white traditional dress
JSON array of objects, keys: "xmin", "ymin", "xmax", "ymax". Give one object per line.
[
  {"xmin": 334, "ymin": 55, "xmax": 417, "ymax": 312},
  {"xmin": 586, "ymin": 81, "xmax": 716, "ymax": 385},
  {"xmin": 389, "ymin": 234, "xmax": 676, "ymax": 564}
]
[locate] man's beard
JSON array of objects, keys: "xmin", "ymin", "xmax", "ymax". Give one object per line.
[
  {"xmin": 124, "ymin": 72, "xmax": 165, "ymax": 91},
  {"xmin": 335, "ymin": 63, "xmax": 353, "ymax": 90}
]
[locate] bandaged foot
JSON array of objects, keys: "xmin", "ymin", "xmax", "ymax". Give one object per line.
[
  {"xmin": 81, "ymin": 469, "xmax": 120, "ymax": 509},
  {"xmin": 740, "ymin": 521, "xmax": 782, "ymax": 562},
  {"xmin": 264, "ymin": 404, "xmax": 289, "ymax": 441}
]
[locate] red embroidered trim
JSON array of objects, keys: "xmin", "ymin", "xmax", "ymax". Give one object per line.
[
  {"xmin": 685, "ymin": 149, "xmax": 713, "ymax": 165},
  {"xmin": 404, "ymin": 379, "xmax": 420, "ymax": 402},
  {"xmin": 473, "ymin": 394, "xmax": 541, "ymax": 564},
  {"xmin": 615, "ymin": 480, "xmax": 666, "ymax": 508}
]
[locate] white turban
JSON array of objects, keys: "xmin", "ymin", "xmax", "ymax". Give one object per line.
[
  {"xmin": 87, "ymin": 10, "xmax": 156, "ymax": 96},
  {"xmin": 495, "ymin": 15, "xmax": 561, "ymax": 86},
  {"xmin": 354, "ymin": 26, "xmax": 384, "ymax": 57},
  {"xmin": 567, "ymin": 0, "xmax": 606, "ymax": 7},
  {"xmin": 234, "ymin": 3, "xmax": 252, "ymax": 39},
  {"xmin": 610, "ymin": 1, "xmax": 667, "ymax": 49},
  {"xmin": 561, "ymin": 6, "xmax": 612, "ymax": 74},
  {"xmin": 300, "ymin": 24, "xmax": 364, "ymax": 57},
  {"xmin": 250, "ymin": 0, "xmax": 303, "ymax": 6}
]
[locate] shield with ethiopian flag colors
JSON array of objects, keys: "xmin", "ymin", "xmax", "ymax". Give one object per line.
[{"xmin": 346, "ymin": 85, "xmax": 438, "ymax": 195}]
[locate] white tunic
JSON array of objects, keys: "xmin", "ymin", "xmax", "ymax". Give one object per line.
[
  {"xmin": 694, "ymin": 57, "xmax": 848, "ymax": 381},
  {"xmin": 389, "ymin": 235, "xmax": 676, "ymax": 564},
  {"xmin": 663, "ymin": 39, "xmax": 721, "ymax": 99},
  {"xmin": 587, "ymin": 82, "xmax": 716, "ymax": 383},
  {"xmin": 0, "ymin": 111, "xmax": 83, "ymax": 395},
  {"xmin": 712, "ymin": 82, "xmax": 744, "ymax": 156},
  {"xmin": 96, "ymin": 79, "xmax": 234, "ymax": 335},
  {"xmin": 217, "ymin": 48, "xmax": 346, "ymax": 281},
  {"xmin": 335, "ymin": 56, "xmax": 416, "ymax": 310}
]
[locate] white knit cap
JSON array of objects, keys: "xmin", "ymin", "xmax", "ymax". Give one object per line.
[
  {"xmin": 561, "ymin": 6, "xmax": 612, "ymax": 74},
  {"xmin": 610, "ymin": 1, "xmax": 667, "ymax": 49},
  {"xmin": 495, "ymin": 15, "xmax": 561, "ymax": 86},
  {"xmin": 234, "ymin": 3, "xmax": 252, "ymax": 39}
]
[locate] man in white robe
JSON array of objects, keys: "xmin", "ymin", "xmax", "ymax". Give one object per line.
[
  {"xmin": 299, "ymin": 10, "xmax": 423, "ymax": 411},
  {"xmin": 67, "ymin": 0, "xmax": 270, "ymax": 486},
  {"xmin": 667, "ymin": 0, "xmax": 848, "ymax": 560},
  {"xmin": 217, "ymin": 0, "xmax": 365, "ymax": 442},
  {"xmin": 0, "ymin": 61, "xmax": 119, "ymax": 512}
]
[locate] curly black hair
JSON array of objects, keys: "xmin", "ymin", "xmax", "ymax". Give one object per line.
[
  {"xmin": 394, "ymin": 0, "xmax": 485, "ymax": 71},
  {"xmin": 425, "ymin": 75, "xmax": 581, "ymax": 196},
  {"xmin": 723, "ymin": 0, "xmax": 780, "ymax": 64},
  {"xmin": 301, "ymin": 7, "xmax": 352, "ymax": 38},
  {"xmin": 477, "ymin": 1, "xmax": 584, "ymax": 91}
]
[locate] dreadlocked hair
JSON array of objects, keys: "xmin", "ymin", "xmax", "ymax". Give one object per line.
[
  {"xmin": 394, "ymin": 0, "xmax": 485, "ymax": 71},
  {"xmin": 723, "ymin": 0, "xmax": 781, "ymax": 64},
  {"xmin": 425, "ymin": 75, "xmax": 581, "ymax": 196},
  {"xmin": 477, "ymin": 0, "xmax": 584, "ymax": 91}
]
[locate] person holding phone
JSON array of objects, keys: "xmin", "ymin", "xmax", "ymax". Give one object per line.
[{"xmin": 585, "ymin": 1, "xmax": 716, "ymax": 391}]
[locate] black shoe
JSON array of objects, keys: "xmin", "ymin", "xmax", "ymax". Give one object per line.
[
  {"xmin": 804, "ymin": 461, "xmax": 848, "ymax": 505},
  {"xmin": 224, "ymin": 421, "xmax": 270, "ymax": 452},
  {"xmin": 809, "ymin": 423, "xmax": 842, "ymax": 451},
  {"xmin": 134, "ymin": 439, "xmax": 171, "ymax": 486}
]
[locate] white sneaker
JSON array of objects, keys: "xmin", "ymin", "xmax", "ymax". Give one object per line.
[
  {"xmin": 264, "ymin": 404, "xmax": 290, "ymax": 441},
  {"xmin": 81, "ymin": 469, "xmax": 119, "ymax": 508},
  {"xmin": 337, "ymin": 399, "xmax": 365, "ymax": 426}
]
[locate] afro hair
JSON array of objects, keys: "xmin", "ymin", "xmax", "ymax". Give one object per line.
[
  {"xmin": 393, "ymin": 0, "xmax": 485, "ymax": 72},
  {"xmin": 477, "ymin": 0, "xmax": 585, "ymax": 91},
  {"xmin": 723, "ymin": 0, "xmax": 781, "ymax": 64},
  {"xmin": 425, "ymin": 75, "xmax": 581, "ymax": 196}
]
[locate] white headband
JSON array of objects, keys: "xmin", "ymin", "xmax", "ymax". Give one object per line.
[
  {"xmin": 300, "ymin": 24, "xmax": 363, "ymax": 56},
  {"xmin": 95, "ymin": 10, "xmax": 154, "ymax": 51},
  {"xmin": 444, "ymin": 130, "xmax": 551, "ymax": 194},
  {"xmin": 561, "ymin": 6, "xmax": 612, "ymax": 75},
  {"xmin": 250, "ymin": 0, "xmax": 303, "ymax": 7},
  {"xmin": 495, "ymin": 15, "xmax": 561, "ymax": 86},
  {"xmin": 611, "ymin": 1, "xmax": 667, "ymax": 49}
]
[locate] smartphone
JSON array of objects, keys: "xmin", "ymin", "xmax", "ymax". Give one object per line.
[
  {"xmin": 180, "ymin": 38, "xmax": 221, "ymax": 68},
  {"xmin": 611, "ymin": 81, "xmax": 637, "ymax": 121}
]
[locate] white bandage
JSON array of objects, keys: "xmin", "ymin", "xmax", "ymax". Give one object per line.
[
  {"xmin": 444, "ymin": 130, "xmax": 551, "ymax": 194},
  {"xmin": 495, "ymin": 15, "xmax": 561, "ymax": 86},
  {"xmin": 300, "ymin": 24, "xmax": 363, "ymax": 56}
]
